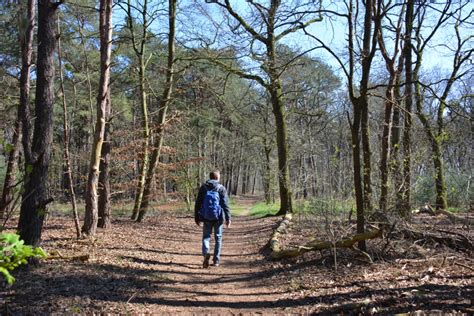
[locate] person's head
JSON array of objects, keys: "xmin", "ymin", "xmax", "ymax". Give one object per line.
[{"xmin": 209, "ymin": 170, "xmax": 220, "ymax": 182}]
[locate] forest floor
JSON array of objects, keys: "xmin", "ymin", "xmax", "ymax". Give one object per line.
[{"xmin": 1, "ymin": 196, "xmax": 473, "ymax": 315}]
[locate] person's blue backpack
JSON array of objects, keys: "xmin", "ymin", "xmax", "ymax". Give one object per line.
[{"xmin": 200, "ymin": 188, "xmax": 222, "ymax": 221}]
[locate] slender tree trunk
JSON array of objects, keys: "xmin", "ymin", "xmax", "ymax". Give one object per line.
[
  {"xmin": 57, "ymin": 15, "xmax": 81, "ymax": 238},
  {"xmin": 77, "ymin": 18, "xmax": 95, "ymax": 135},
  {"xmin": 131, "ymin": 60, "xmax": 150, "ymax": 220},
  {"xmin": 346, "ymin": 0, "xmax": 380, "ymax": 251},
  {"xmin": 252, "ymin": 168, "xmax": 257, "ymax": 195},
  {"xmin": 263, "ymin": 142, "xmax": 272, "ymax": 204},
  {"xmin": 379, "ymin": 83, "xmax": 395, "ymax": 212},
  {"xmin": 390, "ymin": 78, "xmax": 402, "ymax": 206},
  {"xmin": 137, "ymin": 0, "xmax": 176, "ymax": 222},
  {"xmin": 377, "ymin": 3, "xmax": 405, "ymax": 212},
  {"xmin": 82, "ymin": 0, "xmax": 113, "ymax": 236},
  {"xmin": 98, "ymin": 93, "xmax": 112, "ymax": 228},
  {"xmin": 350, "ymin": 100, "xmax": 366, "ymax": 251},
  {"xmin": 432, "ymin": 141, "xmax": 448, "ymax": 210},
  {"xmin": 129, "ymin": 0, "xmax": 151, "ymax": 220},
  {"xmin": 18, "ymin": 0, "xmax": 58, "ymax": 246},
  {"xmin": 415, "ymin": 85, "xmax": 449, "ymax": 211},
  {"xmin": 0, "ymin": 120, "xmax": 21, "ymax": 218},
  {"xmin": 241, "ymin": 163, "xmax": 247, "ymax": 195},
  {"xmin": 232, "ymin": 142, "xmax": 244, "ymax": 195},
  {"xmin": 400, "ymin": 0, "xmax": 414, "ymax": 216}
]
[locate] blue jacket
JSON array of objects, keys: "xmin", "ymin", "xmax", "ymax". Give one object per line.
[{"xmin": 194, "ymin": 179, "xmax": 231, "ymax": 223}]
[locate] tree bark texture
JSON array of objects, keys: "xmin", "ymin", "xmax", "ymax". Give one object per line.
[
  {"xmin": 18, "ymin": 0, "xmax": 57, "ymax": 246},
  {"xmin": 400, "ymin": 0, "xmax": 414, "ymax": 216},
  {"xmin": 350, "ymin": 101, "xmax": 366, "ymax": 251},
  {"xmin": 82, "ymin": 0, "xmax": 113, "ymax": 236},
  {"xmin": 98, "ymin": 94, "xmax": 112, "ymax": 228}
]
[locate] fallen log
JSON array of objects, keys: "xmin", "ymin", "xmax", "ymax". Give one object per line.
[
  {"xmin": 269, "ymin": 213, "xmax": 292, "ymax": 253},
  {"xmin": 271, "ymin": 229, "xmax": 383, "ymax": 259}
]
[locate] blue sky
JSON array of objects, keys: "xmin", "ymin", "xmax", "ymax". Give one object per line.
[{"xmin": 111, "ymin": 0, "xmax": 473, "ymax": 84}]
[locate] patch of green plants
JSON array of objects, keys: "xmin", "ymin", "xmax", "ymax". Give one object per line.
[
  {"xmin": 298, "ymin": 198, "xmax": 355, "ymax": 216},
  {"xmin": 413, "ymin": 173, "xmax": 472, "ymax": 208},
  {"xmin": 249, "ymin": 201, "xmax": 280, "ymax": 217},
  {"xmin": 447, "ymin": 207, "xmax": 464, "ymax": 213},
  {"xmin": 0, "ymin": 233, "xmax": 46, "ymax": 284}
]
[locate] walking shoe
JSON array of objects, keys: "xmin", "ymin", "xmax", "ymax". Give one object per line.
[
  {"xmin": 203, "ymin": 254, "xmax": 211, "ymax": 268},
  {"xmin": 212, "ymin": 260, "xmax": 220, "ymax": 267}
]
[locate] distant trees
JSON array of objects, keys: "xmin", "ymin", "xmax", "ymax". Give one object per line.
[{"xmin": 0, "ymin": 0, "xmax": 472, "ymax": 246}]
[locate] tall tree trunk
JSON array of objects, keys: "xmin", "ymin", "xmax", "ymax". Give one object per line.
[
  {"xmin": 350, "ymin": 100, "xmax": 366, "ymax": 251},
  {"xmin": 98, "ymin": 93, "xmax": 112, "ymax": 228},
  {"xmin": 131, "ymin": 60, "xmax": 150, "ymax": 220},
  {"xmin": 137, "ymin": 0, "xmax": 176, "ymax": 222},
  {"xmin": 432, "ymin": 141, "xmax": 448, "ymax": 210},
  {"xmin": 263, "ymin": 141, "xmax": 272, "ymax": 204},
  {"xmin": 400, "ymin": 0, "xmax": 414, "ymax": 216},
  {"xmin": 82, "ymin": 0, "xmax": 113, "ymax": 236},
  {"xmin": 270, "ymin": 82, "xmax": 293, "ymax": 215},
  {"xmin": 57, "ymin": 14, "xmax": 81, "ymax": 238},
  {"xmin": 129, "ymin": 0, "xmax": 151, "ymax": 220},
  {"xmin": 241, "ymin": 163, "xmax": 247, "ymax": 195},
  {"xmin": 379, "ymin": 86, "xmax": 394, "ymax": 213},
  {"xmin": 361, "ymin": 101, "xmax": 372, "ymax": 212},
  {"xmin": 77, "ymin": 16, "xmax": 95, "ymax": 136},
  {"xmin": 18, "ymin": 0, "xmax": 58, "ymax": 246},
  {"xmin": 390, "ymin": 78, "xmax": 402, "ymax": 207},
  {"xmin": 267, "ymin": 2, "xmax": 293, "ymax": 215},
  {"xmin": 347, "ymin": 0, "xmax": 380, "ymax": 250},
  {"xmin": 252, "ymin": 168, "xmax": 257, "ymax": 195},
  {"xmin": 232, "ymin": 142, "xmax": 244, "ymax": 195}
]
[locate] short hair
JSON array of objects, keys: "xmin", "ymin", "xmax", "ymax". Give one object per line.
[{"xmin": 210, "ymin": 170, "xmax": 220, "ymax": 180}]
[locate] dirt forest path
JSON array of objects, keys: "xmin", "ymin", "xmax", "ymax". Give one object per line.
[
  {"xmin": 142, "ymin": 195, "xmax": 298, "ymax": 314},
  {"xmin": 154, "ymin": 211, "xmax": 281, "ymax": 313},
  {"xmin": 3, "ymin": 196, "xmax": 315, "ymax": 314}
]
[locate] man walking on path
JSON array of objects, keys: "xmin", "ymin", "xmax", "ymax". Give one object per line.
[{"xmin": 195, "ymin": 170, "xmax": 231, "ymax": 268}]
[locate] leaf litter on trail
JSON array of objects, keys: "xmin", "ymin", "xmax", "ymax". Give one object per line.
[{"xmin": 1, "ymin": 208, "xmax": 472, "ymax": 314}]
